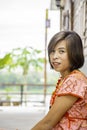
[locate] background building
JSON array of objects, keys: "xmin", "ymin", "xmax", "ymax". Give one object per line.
[{"xmin": 55, "ymin": 0, "xmax": 87, "ymax": 74}]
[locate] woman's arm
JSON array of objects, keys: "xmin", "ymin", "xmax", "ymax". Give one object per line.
[{"xmin": 31, "ymin": 95, "xmax": 78, "ymax": 130}]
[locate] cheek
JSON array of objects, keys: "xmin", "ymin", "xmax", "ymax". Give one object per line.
[
  {"xmin": 63, "ymin": 55, "xmax": 70, "ymax": 65},
  {"xmin": 65, "ymin": 58, "xmax": 71, "ymax": 68},
  {"xmin": 64, "ymin": 54, "xmax": 69, "ymax": 61}
]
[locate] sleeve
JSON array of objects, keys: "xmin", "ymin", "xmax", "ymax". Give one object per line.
[{"xmin": 57, "ymin": 75, "xmax": 87, "ymax": 99}]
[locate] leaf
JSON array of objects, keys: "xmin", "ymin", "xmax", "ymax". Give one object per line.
[{"xmin": 0, "ymin": 53, "xmax": 12, "ymax": 69}]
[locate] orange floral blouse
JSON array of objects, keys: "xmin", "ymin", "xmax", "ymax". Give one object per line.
[{"xmin": 50, "ymin": 70, "xmax": 87, "ymax": 130}]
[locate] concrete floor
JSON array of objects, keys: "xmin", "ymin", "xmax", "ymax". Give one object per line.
[{"xmin": 0, "ymin": 102, "xmax": 48, "ymax": 130}]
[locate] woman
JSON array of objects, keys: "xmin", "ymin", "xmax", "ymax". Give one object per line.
[{"xmin": 31, "ymin": 31, "xmax": 87, "ymax": 130}]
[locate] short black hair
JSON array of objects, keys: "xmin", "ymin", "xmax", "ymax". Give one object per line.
[{"xmin": 48, "ymin": 31, "xmax": 84, "ymax": 71}]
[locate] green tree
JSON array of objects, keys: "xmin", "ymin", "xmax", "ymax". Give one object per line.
[
  {"xmin": 7, "ymin": 47, "xmax": 44, "ymax": 105},
  {"xmin": 0, "ymin": 53, "xmax": 12, "ymax": 69},
  {"xmin": 8, "ymin": 47, "xmax": 44, "ymax": 75}
]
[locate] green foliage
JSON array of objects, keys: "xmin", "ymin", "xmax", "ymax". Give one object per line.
[
  {"xmin": 0, "ymin": 72, "xmax": 20, "ymax": 84},
  {"xmin": 0, "ymin": 53, "xmax": 12, "ymax": 69},
  {"xmin": 7, "ymin": 47, "xmax": 44, "ymax": 75},
  {"xmin": 0, "ymin": 47, "xmax": 44, "ymax": 77}
]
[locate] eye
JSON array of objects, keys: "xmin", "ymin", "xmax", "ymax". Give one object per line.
[{"xmin": 59, "ymin": 49, "xmax": 65, "ymax": 54}]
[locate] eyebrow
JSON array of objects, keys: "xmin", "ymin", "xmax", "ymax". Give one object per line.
[{"xmin": 57, "ymin": 47, "xmax": 66, "ymax": 50}]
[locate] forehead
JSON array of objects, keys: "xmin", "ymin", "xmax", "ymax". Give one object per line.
[{"xmin": 55, "ymin": 40, "xmax": 67, "ymax": 49}]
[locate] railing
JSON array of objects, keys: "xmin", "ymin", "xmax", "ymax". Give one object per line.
[{"xmin": 0, "ymin": 83, "xmax": 55, "ymax": 106}]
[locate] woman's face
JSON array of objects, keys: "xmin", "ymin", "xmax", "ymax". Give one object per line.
[{"xmin": 50, "ymin": 40, "xmax": 71, "ymax": 77}]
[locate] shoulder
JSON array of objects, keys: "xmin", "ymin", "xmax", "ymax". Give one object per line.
[
  {"xmin": 64, "ymin": 70, "xmax": 87, "ymax": 85},
  {"xmin": 57, "ymin": 70, "xmax": 87, "ymax": 98}
]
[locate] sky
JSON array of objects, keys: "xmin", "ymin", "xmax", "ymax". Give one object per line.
[{"xmin": 0, "ymin": 0, "xmax": 60, "ymax": 56}]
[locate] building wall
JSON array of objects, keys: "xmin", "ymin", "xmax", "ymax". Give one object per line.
[
  {"xmin": 73, "ymin": 0, "xmax": 87, "ymax": 44},
  {"xmin": 59, "ymin": 0, "xmax": 87, "ymax": 74},
  {"xmin": 73, "ymin": 0, "xmax": 87, "ymax": 74}
]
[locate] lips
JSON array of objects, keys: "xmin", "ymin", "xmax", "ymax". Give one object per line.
[{"xmin": 52, "ymin": 62, "xmax": 61, "ymax": 67}]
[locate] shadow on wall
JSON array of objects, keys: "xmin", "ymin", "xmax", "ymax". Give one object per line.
[{"xmin": 80, "ymin": 57, "xmax": 87, "ymax": 76}]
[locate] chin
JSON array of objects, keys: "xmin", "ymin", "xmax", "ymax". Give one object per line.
[{"xmin": 54, "ymin": 68, "xmax": 60, "ymax": 72}]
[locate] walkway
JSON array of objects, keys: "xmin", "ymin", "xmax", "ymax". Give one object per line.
[{"xmin": 0, "ymin": 96, "xmax": 50, "ymax": 130}]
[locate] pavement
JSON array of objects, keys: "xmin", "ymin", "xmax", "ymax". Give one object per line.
[{"xmin": 0, "ymin": 96, "xmax": 50, "ymax": 130}]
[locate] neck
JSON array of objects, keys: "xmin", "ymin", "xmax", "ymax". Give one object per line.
[{"xmin": 60, "ymin": 70, "xmax": 71, "ymax": 79}]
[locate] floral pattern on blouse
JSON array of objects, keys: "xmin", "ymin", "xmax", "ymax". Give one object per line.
[{"xmin": 50, "ymin": 70, "xmax": 87, "ymax": 130}]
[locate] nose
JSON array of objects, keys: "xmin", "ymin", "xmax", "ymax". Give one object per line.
[{"xmin": 53, "ymin": 51, "xmax": 58, "ymax": 59}]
